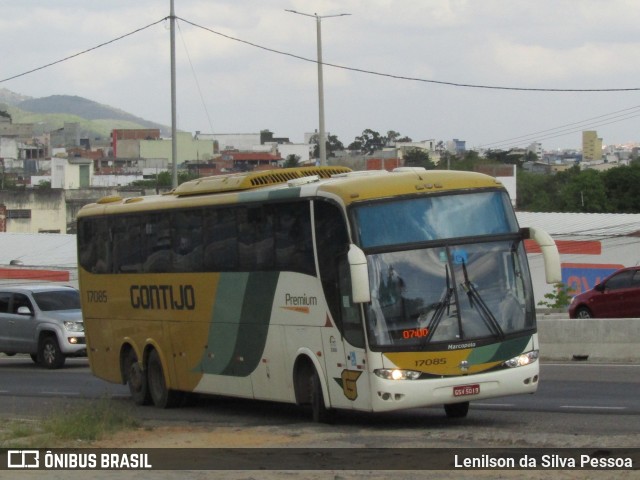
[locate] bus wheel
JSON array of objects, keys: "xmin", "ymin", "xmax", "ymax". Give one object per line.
[
  {"xmin": 124, "ymin": 349, "xmax": 151, "ymax": 406},
  {"xmin": 147, "ymin": 349, "xmax": 183, "ymax": 408},
  {"xmin": 444, "ymin": 401, "xmax": 469, "ymax": 418},
  {"xmin": 310, "ymin": 369, "xmax": 333, "ymax": 423}
]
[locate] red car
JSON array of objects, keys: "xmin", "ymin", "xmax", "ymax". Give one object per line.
[{"xmin": 569, "ymin": 266, "xmax": 640, "ymax": 318}]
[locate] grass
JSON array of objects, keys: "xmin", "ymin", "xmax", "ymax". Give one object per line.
[{"xmin": 0, "ymin": 398, "xmax": 139, "ymax": 447}]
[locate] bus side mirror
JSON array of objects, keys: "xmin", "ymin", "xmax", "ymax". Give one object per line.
[
  {"xmin": 522, "ymin": 227, "xmax": 561, "ymax": 284},
  {"xmin": 348, "ymin": 244, "xmax": 371, "ymax": 303}
]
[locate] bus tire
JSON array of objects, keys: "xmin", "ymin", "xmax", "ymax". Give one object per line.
[
  {"xmin": 147, "ymin": 349, "xmax": 183, "ymax": 408},
  {"xmin": 444, "ymin": 401, "xmax": 469, "ymax": 418},
  {"xmin": 310, "ymin": 369, "xmax": 333, "ymax": 423},
  {"xmin": 124, "ymin": 349, "xmax": 151, "ymax": 406}
]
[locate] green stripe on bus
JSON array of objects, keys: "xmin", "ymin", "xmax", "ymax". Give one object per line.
[
  {"xmin": 199, "ymin": 272, "xmax": 249, "ymax": 375},
  {"xmin": 237, "ymin": 187, "xmax": 301, "ymax": 203},
  {"xmin": 222, "ymin": 271, "xmax": 280, "ymax": 376},
  {"xmin": 467, "ymin": 335, "xmax": 532, "ymax": 364},
  {"xmin": 199, "ymin": 271, "xmax": 280, "ymax": 377}
]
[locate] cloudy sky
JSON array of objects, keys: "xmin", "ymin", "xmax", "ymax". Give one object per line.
[{"xmin": 2, "ymin": 0, "xmax": 640, "ymax": 151}]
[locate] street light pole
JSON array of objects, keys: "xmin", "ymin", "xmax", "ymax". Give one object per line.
[
  {"xmin": 170, "ymin": 0, "xmax": 178, "ymax": 188},
  {"xmin": 285, "ymin": 10, "xmax": 350, "ymax": 166}
]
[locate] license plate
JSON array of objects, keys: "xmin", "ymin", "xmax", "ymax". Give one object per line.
[{"xmin": 453, "ymin": 384, "xmax": 480, "ymax": 397}]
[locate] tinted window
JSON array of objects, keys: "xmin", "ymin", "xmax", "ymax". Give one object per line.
[
  {"xmin": 0, "ymin": 293, "xmax": 10, "ymax": 313},
  {"xmin": 605, "ymin": 270, "xmax": 633, "ymax": 291},
  {"xmin": 203, "ymin": 208, "xmax": 238, "ymax": 270},
  {"xmin": 11, "ymin": 294, "xmax": 33, "ymax": 314},
  {"xmin": 78, "ymin": 202, "xmax": 316, "ymax": 276},
  {"xmin": 32, "ymin": 290, "xmax": 81, "ymax": 311},
  {"xmin": 78, "ymin": 218, "xmax": 110, "ymax": 273},
  {"xmin": 354, "ymin": 191, "xmax": 518, "ymax": 249},
  {"xmin": 113, "ymin": 215, "xmax": 143, "ymax": 273}
]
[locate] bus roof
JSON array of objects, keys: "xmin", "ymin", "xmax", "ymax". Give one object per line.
[
  {"xmin": 173, "ymin": 166, "xmax": 351, "ymax": 196},
  {"xmin": 78, "ymin": 167, "xmax": 504, "ymax": 218}
]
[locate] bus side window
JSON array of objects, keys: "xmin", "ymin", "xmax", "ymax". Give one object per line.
[
  {"xmin": 275, "ymin": 202, "xmax": 314, "ymax": 275},
  {"xmin": 78, "ymin": 219, "xmax": 110, "ymax": 273},
  {"xmin": 142, "ymin": 214, "xmax": 172, "ymax": 273},
  {"xmin": 203, "ymin": 209, "xmax": 238, "ymax": 271},
  {"xmin": 171, "ymin": 210, "xmax": 203, "ymax": 272},
  {"xmin": 112, "ymin": 216, "xmax": 143, "ymax": 273}
]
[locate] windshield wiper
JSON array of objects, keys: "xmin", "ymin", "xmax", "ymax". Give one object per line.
[
  {"xmin": 424, "ymin": 265, "xmax": 455, "ymax": 343},
  {"xmin": 460, "ymin": 261, "xmax": 505, "ymax": 339}
]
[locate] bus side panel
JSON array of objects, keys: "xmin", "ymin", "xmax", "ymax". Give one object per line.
[
  {"xmin": 84, "ymin": 317, "xmax": 120, "ymax": 384},
  {"xmin": 251, "ymin": 325, "xmax": 291, "ymax": 402},
  {"xmin": 194, "ymin": 271, "xmax": 280, "ymax": 398}
]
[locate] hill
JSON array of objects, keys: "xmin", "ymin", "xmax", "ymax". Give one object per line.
[{"xmin": 0, "ymin": 88, "xmax": 170, "ymax": 142}]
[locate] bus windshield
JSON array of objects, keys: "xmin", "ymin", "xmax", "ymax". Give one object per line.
[
  {"xmin": 363, "ymin": 241, "xmax": 534, "ymax": 348},
  {"xmin": 353, "ymin": 191, "xmax": 534, "ymax": 349},
  {"xmin": 354, "ymin": 190, "xmax": 518, "ymax": 248}
]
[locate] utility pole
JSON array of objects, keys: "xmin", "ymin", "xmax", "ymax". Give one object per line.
[
  {"xmin": 170, "ymin": 0, "xmax": 178, "ymax": 188},
  {"xmin": 285, "ymin": 10, "xmax": 350, "ymax": 166}
]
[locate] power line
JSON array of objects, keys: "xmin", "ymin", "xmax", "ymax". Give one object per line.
[
  {"xmin": 177, "ymin": 16, "xmax": 640, "ymax": 93},
  {"xmin": 2, "ymin": 14, "xmax": 640, "ymax": 151},
  {"xmin": 176, "ymin": 20, "xmax": 214, "ymax": 134},
  {"xmin": 0, "ymin": 18, "xmax": 168, "ymax": 84},
  {"xmin": 479, "ymin": 105, "xmax": 640, "ymax": 149},
  {"xmin": 3, "ymin": 15, "xmax": 640, "ymax": 94}
]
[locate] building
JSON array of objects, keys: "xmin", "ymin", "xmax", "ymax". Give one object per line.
[
  {"xmin": 115, "ymin": 131, "xmax": 214, "ymax": 164},
  {"xmin": 51, "ymin": 157, "xmax": 93, "ymax": 189},
  {"xmin": 582, "ymin": 130, "xmax": 603, "ymax": 162},
  {"xmin": 447, "ymin": 138, "xmax": 466, "ymax": 155},
  {"xmin": 220, "ymin": 151, "xmax": 282, "ymax": 171},
  {"xmin": 112, "ymin": 128, "xmax": 160, "ymax": 157},
  {"xmin": 517, "ymin": 211, "xmax": 640, "ymax": 304},
  {"xmin": 0, "ymin": 232, "xmax": 78, "ymax": 286}
]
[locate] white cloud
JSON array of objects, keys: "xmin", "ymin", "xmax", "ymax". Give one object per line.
[{"xmin": 3, "ymin": 0, "xmax": 640, "ymax": 150}]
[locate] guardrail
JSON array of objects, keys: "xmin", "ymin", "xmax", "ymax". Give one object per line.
[{"xmin": 537, "ymin": 312, "xmax": 640, "ymax": 363}]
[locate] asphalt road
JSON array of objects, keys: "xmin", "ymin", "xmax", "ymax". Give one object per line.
[{"xmin": 0, "ymin": 355, "xmax": 638, "ymax": 440}]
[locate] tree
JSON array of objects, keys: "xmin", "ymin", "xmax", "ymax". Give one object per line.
[
  {"xmin": 283, "ymin": 154, "xmax": 300, "ymax": 168},
  {"xmin": 559, "ymin": 168, "xmax": 609, "ymax": 213},
  {"xmin": 348, "ymin": 129, "xmax": 413, "ymax": 153},
  {"xmin": 310, "ymin": 134, "xmax": 344, "ymax": 158},
  {"xmin": 517, "ymin": 171, "xmax": 558, "ymax": 211},
  {"xmin": 537, "ymin": 283, "xmax": 575, "ymax": 309},
  {"xmin": 349, "ymin": 129, "xmax": 386, "ymax": 154},
  {"xmin": 449, "ymin": 150, "xmax": 492, "ymax": 171},
  {"xmin": 403, "ymin": 148, "xmax": 435, "ymax": 169},
  {"xmin": 602, "ymin": 163, "xmax": 640, "ymax": 212}
]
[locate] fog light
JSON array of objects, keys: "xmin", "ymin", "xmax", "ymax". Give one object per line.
[{"xmin": 68, "ymin": 337, "xmax": 78, "ymax": 344}]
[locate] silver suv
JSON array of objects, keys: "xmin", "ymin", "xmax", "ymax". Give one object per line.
[{"xmin": 0, "ymin": 284, "xmax": 85, "ymax": 368}]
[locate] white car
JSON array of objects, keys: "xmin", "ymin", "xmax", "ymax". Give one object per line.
[{"xmin": 0, "ymin": 284, "xmax": 85, "ymax": 368}]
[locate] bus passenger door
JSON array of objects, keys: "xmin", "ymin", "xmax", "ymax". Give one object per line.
[
  {"xmin": 321, "ymin": 257, "xmax": 371, "ymax": 411},
  {"xmin": 314, "ymin": 200, "xmax": 371, "ymax": 411}
]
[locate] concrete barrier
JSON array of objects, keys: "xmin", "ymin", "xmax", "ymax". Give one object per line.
[{"xmin": 537, "ymin": 313, "xmax": 640, "ymax": 363}]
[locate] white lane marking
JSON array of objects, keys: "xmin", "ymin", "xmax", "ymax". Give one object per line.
[
  {"xmin": 39, "ymin": 392, "xmax": 80, "ymax": 396},
  {"xmin": 560, "ymin": 405, "xmax": 626, "ymax": 410}
]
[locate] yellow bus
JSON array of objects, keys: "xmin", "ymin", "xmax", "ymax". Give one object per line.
[{"xmin": 76, "ymin": 166, "xmax": 560, "ymax": 421}]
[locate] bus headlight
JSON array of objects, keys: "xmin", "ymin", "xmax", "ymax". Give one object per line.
[
  {"xmin": 64, "ymin": 321, "xmax": 84, "ymax": 333},
  {"xmin": 374, "ymin": 369, "xmax": 422, "ymax": 380},
  {"xmin": 503, "ymin": 350, "xmax": 539, "ymax": 368}
]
